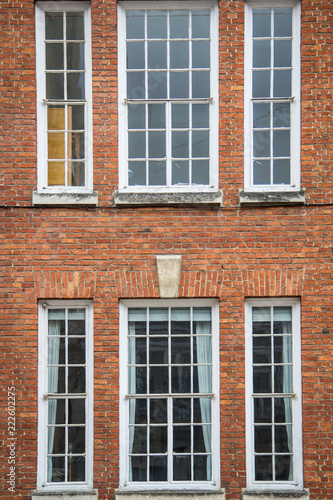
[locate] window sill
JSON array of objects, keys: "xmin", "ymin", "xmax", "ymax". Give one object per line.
[
  {"xmin": 32, "ymin": 191, "xmax": 98, "ymax": 207},
  {"xmin": 242, "ymin": 489, "xmax": 309, "ymax": 500},
  {"xmin": 239, "ymin": 190, "xmax": 306, "ymax": 206},
  {"xmin": 115, "ymin": 490, "xmax": 226, "ymax": 500},
  {"xmin": 114, "ymin": 191, "xmax": 222, "ymax": 207},
  {"xmin": 31, "ymin": 490, "xmax": 98, "ymax": 500}
]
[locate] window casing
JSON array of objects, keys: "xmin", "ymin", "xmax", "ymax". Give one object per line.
[
  {"xmin": 36, "ymin": 2, "xmax": 93, "ymax": 193},
  {"xmin": 119, "ymin": 299, "xmax": 220, "ymax": 490},
  {"xmin": 37, "ymin": 301, "xmax": 93, "ymax": 491},
  {"xmin": 245, "ymin": 299, "xmax": 303, "ymax": 491},
  {"xmin": 244, "ymin": 1, "xmax": 300, "ymax": 192},
  {"xmin": 118, "ymin": 1, "xmax": 219, "ymax": 193}
]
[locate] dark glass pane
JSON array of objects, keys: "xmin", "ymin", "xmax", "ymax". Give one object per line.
[
  {"xmin": 194, "ymin": 455, "xmax": 211, "ymax": 481},
  {"xmin": 170, "ymin": 10, "xmax": 189, "ymax": 39},
  {"xmin": 274, "ymin": 40, "xmax": 292, "ymax": 68},
  {"xmin": 172, "ymin": 104, "xmax": 189, "ymax": 129},
  {"xmin": 128, "ymin": 103, "xmax": 145, "ymax": 129},
  {"xmin": 46, "ymin": 13, "xmax": 63, "ymax": 40},
  {"xmin": 275, "ymin": 425, "xmax": 292, "ymax": 452},
  {"xmin": 131, "ymin": 398, "xmax": 147, "ymax": 424},
  {"xmin": 46, "ymin": 43, "xmax": 64, "ymax": 70},
  {"xmin": 274, "ymin": 397, "xmax": 292, "ymax": 423},
  {"xmin": 171, "ymin": 337, "xmax": 191, "ymax": 364},
  {"xmin": 69, "ymin": 132, "xmax": 84, "ymax": 159},
  {"xmin": 68, "ymin": 426, "xmax": 85, "ymax": 453},
  {"xmin": 192, "ymin": 40, "xmax": 210, "ymax": 68},
  {"xmin": 253, "ymin": 70, "xmax": 270, "ymax": 98},
  {"xmin": 48, "ymin": 399, "xmax": 65, "ymax": 424},
  {"xmin": 192, "ymin": 365, "xmax": 212, "ymax": 394},
  {"xmin": 150, "ymin": 366, "xmax": 168, "ymax": 393},
  {"xmin": 274, "ymin": 336, "xmax": 292, "ymax": 364},
  {"xmin": 147, "ymin": 11, "xmax": 167, "ymax": 39},
  {"xmin": 149, "ymin": 311, "xmax": 168, "ymax": 334},
  {"xmin": 132, "ymin": 426, "xmax": 147, "ymax": 453},
  {"xmin": 273, "ymin": 69, "xmax": 291, "ymax": 97},
  {"xmin": 192, "ymin": 10, "xmax": 210, "ymax": 38},
  {"xmin": 254, "ymin": 398, "xmax": 272, "ymax": 423},
  {"xmin": 172, "ymin": 161, "xmax": 189, "ymax": 185},
  {"xmin": 252, "ymin": 308, "xmax": 271, "ymax": 334},
  {"xmin": 48, "ymin": 337, "xmax": 65, "ymax": 365},
  {"xmin": 150, "ymin": 399, "xmax": 167, "ymax": 423},
  {"xmin": 192, "ymin": 104, "xmax": 209, "ymax": 128},
  {"xmin": 68, "ymin": 367, "xmax": 85, "ymax": 393},
  {"xmin": 133, "ymin": 337, "xmax": 147, "ymax": 364},
  {"xmin": 148, "ymin": 104, "xmax": 165, "ymax": 129},
  {"xmin": 173, "ymin": 398, "xmax": 191, "ymax": 423},
  {"xmin": 67, "ymin": 42, "xmax": 84, "ymax": 70},
  {"xmin": 127, "ymin": 41, "xmax": 145, "ymax": 70},
  {"xmin": 170, "ymin": 72, "xmax": 189, "ymax": 99},
  {"xmin": 70, "ymin": 161, "xmax": 85, "ymax": 186},
  {"xmin": 128, "ymin": 161, "xmax": 146, "ymax": 186},
  {"xmin": 135, "ymin": 367, "xmax": 147, "ymax": 394},
  {"xmin": 148, "ymin": 41, "xmax": 167, "ymax": 69},
  {"xmin": 253, "ymin": 160, "xmax": 270, "ymax": 185},
  {"xmin": 253, "ymin": 130, "xmax": 270, "ymax": 157},
  {"xmin": 128, "ymin": 131, "xmax": 145, "ymax": 159},
  {"xmin": 68, "ymin": 456, "xmax": 85, "ymax": 482},
  {"xmin": 148, "ymin": 131, "xmax": 166, "ymax": 158},
  {"xmin": 255, "ymin": 455, "xmax": 272, "ymax": 481},
  {"xmin": 253, "ymin": 102, "xmax": 270, "ymax": 129},
  {"xmin": 48, "ymin": 367, "xmax": 65, "ymax": 393},
  {"xmin": 273, "ymin": 160, "xmax": 290, "ymax": 185},
  {"xmin": 148, "ymin": 161, "xmax": 166, "ymax": 186},
  {"xmin": 67, "ymin": 72, "xmax": 85, "ymax": 100},
  {"xmin": 170, "ymin": 41, "xmax": 189, "ymax": 69},
  {"xmin": 149, "ymin": 337, "xmax": 168, "ymax": 364},
  {"xmin": 49, "ymin": 426, "xmax": 65, "ymax": 454},
  {"xmin": 255, "ymin": 425, "xmax": 272, "ymax": 453},
  {"xmin": 172, "ymin": 366, "xmax": 190, "ymax": 393},
  {"xmin": 253, "ymin": 366, "xmax": 272, "ymax": 393},
  {"xmin": 273, "ymin": 102, "xmax": 290, "ymax": 128},
  {"xmin": 68, "ymin": 399, "xmax": 85, "ymax": 424},
  {"xmin": 192, "ymin": 160, "xmax": 209, "ymax": 184},
  {"xmin": 150, "ymin": 456, "xmax": 167, "ymax": 481},
  {"xmin": 194, "ymin": 425, "xmax": 210, "ymax": 452},
  {"xmin": 68, "ymin": 337, "xmax": 85, "ymax": 364},
  {"xmin": 253, "ymin": 10, "xmax": 271, "ymax": 38},
  {"xmin": 273, "ymin": 130, "xmax": 290, "ymax": 157},
  {"xmin": 127, "ymin": 71, "xmax": 145, "ymax": 100},
  {"xmin": 192, "ymin": 71, "xmax": 209, "ymax": 98},
  {"xmin": 173, "ymin": 455, "xmax": 191, "ymax": 480},
  {"xmin": 253, "ymin": 336, "xmax": 271, "ymax": 364},
  {"xmin": 70, "ymin": 105, "xmax": 85, "ymax": 131},
  {"xmin": 253, "ymin": 40, "xmax": 271, "ymax": 68},
  {"xmin": 193, "ymin": 336, "xmax": 212, "ymax": 364},
  {"xmin": 68, "ymin": 311, "xmax": 85, "ymax": 335},
  {"xmin": 148, "ymin": 71, "xmax": 168, "ymax": 99},
  {"xmin": 126, "ymin": 11, "xmax": 144, "ymax": 40},
  {"xmin": 66, "ymin": 12, "xmax": 84, "ymax": 40},
  {"xmin": 174, "ymin": 425, "xmax": 191, "ymax": 452},
  {"xmin": 274, "ymin": 9, "xmax": 292, "ymax": 37},
  {"xmin": 192, "ymin": 130, "xmax": 209, "ymax": 158},
  {"xmin": 274, "ymin": 365, "xmax": 292, "ymax": 393},
  {"xmin": 275, "ymin": 455, "xmax": 293, "ymax": 480},
  {"xmin": 131, "ymin": 456, "xmax": 147, "ymax": 481},
  {"xmin": 172, "ymin": 131, "xmax": 189, "ymax": 158},
  {"xmin": 194, "ymin": 398, "xmax": 211, "ymax": 423},
  {"xmin": 171, "ymin": 308, "xmax": 190, "ymax": 334},
  {"xmin": 46, "ymin": 73, "xmax": 64, "ymax": 100},
  {"xmin": 150, "ymin": 426, "xmax": 167, "ymax": 453},
  {"xmin": 49, "ymin": 456, "xmax": 65, "ymax": 482}
]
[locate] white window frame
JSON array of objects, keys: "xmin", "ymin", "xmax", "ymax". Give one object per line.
[
  {"xmin": 244, "ymin": 1, "xmax": 301, "ymax": 192},
  {"xmin": 35, "ymin": 2, "xmax": 93, "ymax": 194},
  {"xmin": 118, "ymin": 1, "xmax": 219, "ymax": 194},
  {"xmin": 245, "ymin": 298, "xmax": 303, "ymax": 491},
  {"xmin": 119, "ymin": 299, "xmax": 220, "ymax": 491},
  {"xmin": 37, "ymin": 300, "xmax": 94, "ymax": 491}
]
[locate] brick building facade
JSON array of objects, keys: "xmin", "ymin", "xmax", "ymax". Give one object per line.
[{"xmin": 1, "ymin": 0, "xmax": 332, "ymax": 499}]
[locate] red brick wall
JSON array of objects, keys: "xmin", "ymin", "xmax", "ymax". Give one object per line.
[{"xmin": 1, "ymin": 0, "xmax": 333, "ymax": 499}]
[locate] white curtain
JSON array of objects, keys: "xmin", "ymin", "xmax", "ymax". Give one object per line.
[
  {"xmin": 47, "ymin": 320, "xmax": 61, "ymax": 482},
  {"xmin": 196, "ymin": 321, "xmax": 212, "ymax": 480},
  {"xmin": 128, "ymin": 322, "xmax": 136, "ymax": 481}
]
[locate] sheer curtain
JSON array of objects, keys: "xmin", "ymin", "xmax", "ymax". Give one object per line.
[
  {"xmin": 47, "ymin": 319, "xmax": 61, "ymax": 482},
  {"xmin": 196, "ymin": 321, "xmax": 212, "ymax": 480}
]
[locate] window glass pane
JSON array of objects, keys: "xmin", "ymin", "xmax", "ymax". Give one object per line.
[
  {"xmin": 273, "ymin": 102, "xmax": 290, "ymax": 128},
  {"xmin": 275, "ymin": 455, "xmax": 293, "ymax": 481},
  {"xmin": 193, "ymin": 397, "xmax": 211, "ymax": 423},
  {"xmin": 194, "ymin": 425, "xmax": 211, "ymax": 452},
  {"xmin": 253, "ymin": 130, "xmax": 270, "ymax": 157},
  {"xmin": 130, "ymin": 398, "xmax": 147, "ymax": 424},
  {"xmin": 273, "ymin": 159, "xmax": 290, "ymax": 184},
  {"xmin": 69, "ymin": 162, "xmax": 85, "ymax": 187},
  {"xmin": 170, "ymin": 41, "xmax": 189, "ymax": 69},
  {"xmin": 253, "ymin": 160, "xmax": 270, "ymax": 185},
  {"xmin": 253, "ymin": 102, "xmax": 270, "ymax": 129},
  {"xmin": 68, "ymin": 337, "xmax": 85, "ymax": 364},
  {"xmin": 147, "ymin": 11, "xmax": 167, "ymax": 39},
  {"xmin": 255, "ymin": 455, "xmax": 272, "ymax": 481},
  {"xmin": 148, "ymin": 41, "xmax": 167, "ymax": 69},
  {"xmin": 150, "ymin": 399, "xmax": 167, "ymax": 423},
  {"xmin": 192, "ymin": 71, "xmax": 210, "ymax": 98},
  {"xmin": 127, "ymin": 71, "xmax": 145, "ymax": 100},
  {"xmin": 173, "ymin": 398, "xmax": 191, "ymax": 423},
  {"xmin": 150, "ymin": 426, "xmax": 167, "ymax": 453},
  {"xmin": 68, "ymin": 399, "xmax": 85, "ymax": 424},
  {"xmin": 275, "ymin": 425, "xmax": 292, "ymax": 452},
  {"xmin": 149, "ymin": 366, "xmax": 168, "ymax": 393},
  {"xmin": 68, "ymin": 426, "xmax": 85, "ymax": 453},
  {"xmin": 49, "ymin": 426, "xmax": 65, "ymax": 454},
  {"xmin": 48, "ymin": 106, "xmax": 65, "ymax": 130},
  {"xmin": 173, "ymin": 425, "xmax": 191, "ymax": 452},
  {"xmin": 252, "ymin": 307, "xmax": 271, "ymax": 329},
  {"xmin": 192, "ymin": 40, "xmax": 210, "ymax": 69},
  {"xmin": 66, "ymin": 12, "xmax": 84, "ymax": 40},
  {"xmin": 253, "ymin": 336, "xmax": 271, "ymax": 364},
  {"xmin": 46, "ymin": 73, "xmax": 64, "ymax": 100},
  {"xmin": 149, "ymin": 337, "xmax": 168, "ymax": 364},
  {"xmin": 171, "ymin": 337, "xmax": 191, "ymax": 364},
  {"xmin": 67, "ymin": 73, "xmax": 85, "ymax": 100},
  {"xmin": 274, "ymin": 397, "xmax": 292, "ymax": 423},
  {"xmin": 46, "ymin": 12, "xmax": 63, "ymax": 40},
  {"xmin": 273, "ymin": 69, "xmax": 291, "ymax": 97},
  {"xmin": 127, "ymin": 41, "xmax": 145, "ymax": 69},
  {"xmin": 128, "ymin": 104, "xmax": 145, "ymax": 129},
  {"xmin": 173, "ymin": 455, "xmax": 191, "ymax": 480},
  {"xmin": 48, "ymin": 399, "xmax": 65, "ymax": 424},
  {"xmin": 128, "ymin": 131, "xmax": 145, "ymax": 159},
  {"xmin": 172, "ymin": 104, "xmax": 189, "ymax": 129},
  {"xmin": 274, "ymin": 365, "xmax": 292, "ymax": 393},
  {"xmin": 126, "ymin": 11, "xmax": 144, "ymax": 39},
  {"xmin": 46, "ymin": 43, "xmax": 64, "ymax": 70},
  {"xmin": 170, "ymin": 72, "xmax": 189, "ymax": 98},
  {"xmin": 68, "ymin": 456, "xmax": 85, "ymax": 482},
  {"xmin": 192, "ymin": 10, "xmax": 210, "ymax": 38},
  {"xmin": 148, "ymin": 71, "xmax": 167, "ymax": 99},
  {"xmin": 134, "ymin": 367, "xmax": 147, "ymax": 394},
  {"xmin": 49, "ymin": 456, "xmax": 65, "ymax": 482},
  {"xmin": 149, "ymin": 308, "xmax": 168, "ymax": 331},
  {"xmin": 192, "ymin": 104, "xmax": 209, "ymax": 129},
  {"xmin": 274, "ymin": 40, "xmax": 292, "ymax": 68},
  {"xmin": 274, "ymin": 9, "xmax": 292, "ymax": 37},
  {"xmin": 69, "ymin": 132, "xmax": 84, "ymax": 159},
  {"xmin": 171, "ymin": 365, "xmax": 190, "ymax": 393},
  {"xmin": 128, "ymin": 161, "xmax": 146, "ymax": 186},
  {"xmin": 253, "ymin": 9, "xmax": 271, "ymax": 38},
  {"xmin": 252, "ymin": 70, "xmax": 270, "ymax": 98},
  {"xmin": 48, "ymin": 162, "xmax": 65, "ymax": 186},
  {"xmin": 192, "ymin": 160, "xmax": 209, "ymax": 185},
  {"xmin": 131, "ymin": 456, "xmax": 147, "ymax": 481},
  {"xmin": 255, "ymin": 425, "xmax": 272, "ymax": 453},
  {"xmin": 192, "ymin": 130, "xmax": 209, "ymax": 158},
  {"xmin": 194, "ymin": 455, "xmax": 211, "ymax": 481},
  {"xmin": 48, "ymin": 132, "xmax": 65, "ymax": 159},
  {"xmin": 67, "ymin": 42, "xmax": 84, "ymax": 70},
  {"xmin": 172, "ymin": 160, "xmax": 189, "ymax": 184},
  {"xmin": 170, "ymin": 10, "xmax": 189, "ymax": 38},
  {"xmin": 172, "ymin": 131, "xmax": 189, "ymax": 158},
  {"xmin": 150, "ymin": 456, "xmax": 167, "ymax": 481},
  {"xmin": 70, "ymin": 105, "xmax": 85, "ymax": 130},
  {"xmin": 273, "ymin": 130, "xmax": 290, "ymax": 157},
  {"xmin": 254, "ymin": 398, "xmax": 272, "ymax": 423},
  {"xmin": 253, "ymin": 366, "xmax": 272, "ymax": 393},
  {"xmin": 171, "ymin": 307, "xmax": 190, "ymax": 334},
  {"xmin": 148, "ymin": 131, "xmax": 166, "ymax": 158},
  {"xmin": 132, "ymin": 427, "xmax": 147, "ymax": 453},
  {"xmin": 148, "ymin": 103, "xmax": 165, "ymax": 129},
  {"xmin": 253, "ymin": 40, "xmax": 270, "ymax": 68},
  {"xmin": 274, "ymin": 335, "xmax": 292, "ymax": 364},
  {"xmin": 148, "ymin": 161, "xmax": 166, "ymax": 186}
]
